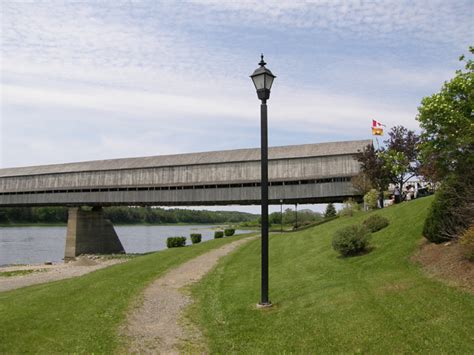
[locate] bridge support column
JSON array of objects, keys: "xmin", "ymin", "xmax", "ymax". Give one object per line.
[{"xmin": 65, "ymin": 207, "xmax": 125, "ymax": 260}]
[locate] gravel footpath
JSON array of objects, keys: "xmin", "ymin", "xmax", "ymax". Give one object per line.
[
  {"xmin": 123, "ymin": 237, "xmax": 255, "ymax": 354},
  {"xmin": 0, "ymin": 256, "xmax": 127, "ymax": 292}
]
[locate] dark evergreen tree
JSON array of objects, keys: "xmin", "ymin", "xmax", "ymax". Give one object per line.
[{"xmin": 324, "ymin": 203, "xmax": 337, "ymax": 218}]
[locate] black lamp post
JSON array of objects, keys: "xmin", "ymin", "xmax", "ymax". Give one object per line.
[
  {"xmin": 280, "ymin": 199, "xmax": 283, "ymax": 234},
  {"xmin": 250, "ymin": 54, "xmax": 276, "ymax": 308}
]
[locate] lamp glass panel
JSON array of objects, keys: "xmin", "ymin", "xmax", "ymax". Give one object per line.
[
  {"xmin": 252, "ymin": 74, "xmax": 265, "ymax": 90},
  {"xmin": 265, "ymin": 74, "xmax": 274, "ymax": 90}
]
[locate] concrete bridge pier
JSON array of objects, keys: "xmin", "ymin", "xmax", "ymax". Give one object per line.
[{"xmin": 64, "ymin": 206, "xmax": 125, "ymax": 261}]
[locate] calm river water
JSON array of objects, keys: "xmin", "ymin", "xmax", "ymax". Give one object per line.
[{"xmin": 0, "ymin": 225, "xmax": 252, "ymax": 266}]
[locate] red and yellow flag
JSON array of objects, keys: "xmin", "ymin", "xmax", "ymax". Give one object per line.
[{"xmin": 372, "ymin": 119, "xmax": 385, "ymax": 136}]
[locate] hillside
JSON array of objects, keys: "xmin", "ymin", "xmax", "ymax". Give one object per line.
[
  {"xmin": 188, "ymin": 196, "xmax": 474, "ymax": 353},
  {"xmin": 1, "ymin": 196, "xmax": 473, "ymax": 353}
]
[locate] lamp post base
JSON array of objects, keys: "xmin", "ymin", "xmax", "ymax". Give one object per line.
[{"xmin": 256, "ymin": 302, "xmax": 273, "ymax": 309}]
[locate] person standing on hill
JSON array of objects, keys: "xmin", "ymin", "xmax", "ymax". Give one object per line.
[{"xmin": 394, "ymin": 186, "xmax": 401, "ymax": 203}]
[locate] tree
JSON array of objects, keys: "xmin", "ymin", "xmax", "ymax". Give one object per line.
[
  {"xmin": 381, "ymin": 125, "xmax": 420, "ymax": 193},
  {"xmin": 351, "ymin": 172, "xmax": 373, "ymax": 195},
  {"xmin": 417, "ymin": 46, "xmax": 474, "ymax": 180},
  {"xmin": 269, "ymin": 212, "xmax": 282, "ymax": 225},
  {"xmin": 417, "ymin": 47, "xmax": 474, "ymax": 242},
  {"xmin": 357, "ymin": 144, "xmax": 391, "ymax": 208},
  {"xmin": 282, "ymin": 208, "xmax": 295, "ymax": 225},
  {"xmin": 324, "ymin": 203, "xmax": 337, "ymax": 218}
]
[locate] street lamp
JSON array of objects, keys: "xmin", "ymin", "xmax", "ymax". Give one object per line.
[
  {"xmin": 251, "ymin": 54, "xmax": 276, "ymax": 308},
  {"xmin": 280, "ymin": 199, "xmax": 283, "ymax": 234}
]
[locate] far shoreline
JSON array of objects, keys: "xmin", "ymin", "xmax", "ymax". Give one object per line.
[{"xmin": 0, "ymin": 222, "xmax": 246, "ymax": 228}]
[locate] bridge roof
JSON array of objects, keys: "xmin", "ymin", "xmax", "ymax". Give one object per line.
[{"xmin": 0, "ymin": 139, "xmax": 371, "ymax": 177}]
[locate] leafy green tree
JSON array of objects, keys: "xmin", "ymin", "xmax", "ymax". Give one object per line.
[
  {"xmin": 269, "ymin": 212, "xmax": 282, "ymax": 225},
  {"xmin": 324, "ymin": 203, "xmax": 337, "ymax": 218},
  {"xmin": 282, "ymin": 208, "xmax": 295, "ymax": 225},
  {"xmin": 417, "ymin": 47, "xmax": 474, "ymax": 180},
  {"xmin": 417, "ymin": 47, "xmax": 474, "ymax": 242},
  {"xmin": 363, "ymin": 189, "xmax": 379, "ymax": 210}
]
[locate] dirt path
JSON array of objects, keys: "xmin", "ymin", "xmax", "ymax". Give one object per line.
[
  {"xmin": 0, "ymin": 256, "xmax": 127, "ymax": 293},
  {"xmin": 123, "ymin": 237, "xmax": 255, "ymax": 354}
]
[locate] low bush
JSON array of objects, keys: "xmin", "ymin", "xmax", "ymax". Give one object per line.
[
  {"xmin": 190, "ymin": 233, "xmax": 202, "ymax": 244},
  {"xmin": 338, "ymin": 198, "xmax": 361, "ymax": 217},
  {"xmin": 363, "ymin": 215, "xmax": 389, "ymax": 232},
  {"xmin": 332, "ymin": 224, "xmax": 371, "ymax": 257},
  {"xmin": 460, "ymin": 225, "xmax": 474, "ymax": 261},
  {"xmin": 224, "ymin": 228, "xmax": 235, "ymax": 237},
  {"xmin": 214, "ymin": 231, "xmax": 224, "ymax": 239},
  {"xmin": 166, "ymin": 236, "xmax": 186, "ymax": 248}
]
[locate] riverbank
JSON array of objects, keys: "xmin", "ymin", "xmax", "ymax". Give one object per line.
[{"xmin": 0, "ymin": 255, "xmax": 132, "ymax": 292}]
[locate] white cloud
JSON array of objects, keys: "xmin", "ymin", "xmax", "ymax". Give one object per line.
[
  {"xmin": 188, "ymin": 0, "xmax": 471, "ymax": 45},
  {"xmin": 1, "ymin": 0, "xmax": 467, "ymax": 169}
]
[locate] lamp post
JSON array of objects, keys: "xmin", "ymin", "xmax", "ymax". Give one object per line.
[
  {"xmin": 250, "ymin": 54, "xmax": 275, "ymax": 308},
  {"xmin": 295, "ymin": 203, "xmax": 298, "ymax": 229},
  {"xmin": 280, "ymin": 199, "xmax": 283, "ymax": 233}
]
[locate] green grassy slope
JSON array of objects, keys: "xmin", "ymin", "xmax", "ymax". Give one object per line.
[
  {"xmin": 0, "ymin": 234, "xmax": 253, "ymax": 353},
  {"xmin": 189, "ymin": 197, "xmax": 474, "ymax": 353}
]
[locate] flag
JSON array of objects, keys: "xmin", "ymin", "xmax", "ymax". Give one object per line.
[
  {"xmin": 372, "ymin": 119, "xmax": 385, "ymax": 136},
  {"xmin": 372, "ymin": 127, "xmax": 384, "ymax": 136},
  {"xmin": 372, "ymin": 119, "xmax": 386, "ymax": 128}
]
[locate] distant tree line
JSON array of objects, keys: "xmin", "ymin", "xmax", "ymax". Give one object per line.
[
  {"xmin": 0, "ymin": 206, "xmax": 258, "ymax": 225},
  {"xmin": 269, "ymin": 208, "xmax": 323, "ymax": 226},
  {"xmin": 241, "ymin": 208, "xmax": 323, "ymax": 227}
]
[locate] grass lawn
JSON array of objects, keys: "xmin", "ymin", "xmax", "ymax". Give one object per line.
[
  {"xmin": 0, "ymin": 233, "xmax": 254, "ymax": 353},
  {"xmin": 188, "ymin": 196, "xmax": 474, "ymax": 353}
]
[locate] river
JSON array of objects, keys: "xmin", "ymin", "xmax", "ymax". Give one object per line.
[{"xmin": 0, "ymin": 225, "xmax": 253, "ymax": 266}]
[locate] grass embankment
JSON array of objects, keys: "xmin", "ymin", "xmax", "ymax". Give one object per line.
[
  {"xmin": 189, "ymin": 196, "xmax": 474, "ymax": 353},
  {"xmin": 0, "ymin": 233, "xmax": 254, "ymax": 353}
]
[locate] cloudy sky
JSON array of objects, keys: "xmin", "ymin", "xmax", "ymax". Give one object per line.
[{"xmin": 1, "ymin": 0, "xmax": 472, "ymax": 212}]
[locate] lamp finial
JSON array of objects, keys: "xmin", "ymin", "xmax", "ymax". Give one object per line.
[{"xmin": 259, "ymin": 54, "xmax": 266, "ymax": 67}]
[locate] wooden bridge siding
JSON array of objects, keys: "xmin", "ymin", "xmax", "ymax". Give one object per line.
[
  {"xmin": 0, "ymin": 155, "xmax": 358, "ymax": 192},
  {"xmin": 0, "ymin": 181, "xmax": 356, "ymax": 206}
]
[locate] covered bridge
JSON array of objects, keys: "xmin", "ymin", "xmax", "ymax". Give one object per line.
[
  {"xmin": 0, "ymin": 139, "xmax": 370, "ymax": 258},
  {"xmin": 0, "ymin": 139, "xmax": 370, "ymax": 207}
]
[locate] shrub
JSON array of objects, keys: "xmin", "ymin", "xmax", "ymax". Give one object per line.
[
  {"xmin": 166, "ymin": 236, "xmax": 186, "ymax": 248},
  {"xmin": 338, "ymin": 198, "xmax": 361, "ymax": 217},
  {"xmin": 332, "ymin": 224, "xmax": 371, "ymax": 257},
  {"xmin": 363, "ymin": 215, "xmax": 389, "ymax": 232},
  {"xmin": 214, "ymin": 231, "xmax": 224, "ymax": 239},
  {"xmin": 363, "ymin": 189, "xmax": 379, "ymax": 210},
  {"xmin": 224, "ymin": 228, "xmax": 235, "ymax": 237},
  {"xmin": 190, "ymin": 233, "xmax": 202, "ymax": 244},
  {"xmin": 460, "ymin": 225, "xmax": 474, "ymax": 261},
  {"xmin": 423, "ymin": 173, "xmax": 473, "ymax": 243}
]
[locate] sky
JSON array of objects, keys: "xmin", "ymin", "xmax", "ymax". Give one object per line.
[{"xmin": 1, "ymin": 0, "xmax": 472, "ymax": 213}]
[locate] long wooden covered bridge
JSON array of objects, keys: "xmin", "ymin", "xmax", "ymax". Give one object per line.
[{"xmin": 0, "ymin": 139, "xmax": 370, "ymax": 258}]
